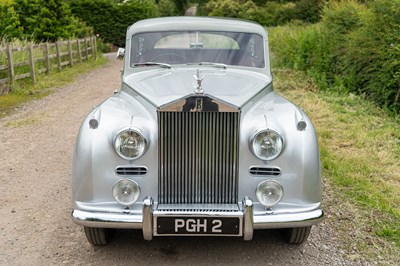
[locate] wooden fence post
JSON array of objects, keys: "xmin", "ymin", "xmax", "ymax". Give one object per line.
[
  {"xmin": 84, "ymin": 37, "xmax": 89, "ymax": 60},
  {"xmin": 68, "ymin": 40, "xmax": 73, "ymax": 67},
  {"xmin": 6, "ymin": 44, "xmax": 15, "ymax": 84},
  {"xmin": 91, "ymin": 36, "xmax": 96, "ymax": 60},
  {"xmin": 55, "ymin": 41, "xmax": 62, "ymax": 70},
  {"xmin": 45, "ymin": 43, "xmax": 50, "ymax": 74},
  {"xmin": 28, "ymin": 45, "xmax": 36, "ymax": 83},
  {"xmin": 77, "ymin": 39, "xmax": 82, "ymax": 63}
]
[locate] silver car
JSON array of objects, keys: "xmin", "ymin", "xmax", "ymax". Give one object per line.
[{"xmin": 71, "ymin": 17, "xmax": 323, "ymax": 246}]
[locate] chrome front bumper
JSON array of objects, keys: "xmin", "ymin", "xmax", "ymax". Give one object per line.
[{"xmin": 71, "ymin": 197, "xmax": 323, "ymax": 241}]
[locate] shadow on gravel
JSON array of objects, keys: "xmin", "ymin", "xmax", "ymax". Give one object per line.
[{"xmin": 84, "ymin": 229, "xmax": 303, "ymax": 265}]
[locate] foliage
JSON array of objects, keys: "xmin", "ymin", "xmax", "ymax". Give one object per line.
[
  {"xmin": 69, "ymin": 0, "xmax": 159, "ymax": 47},
  {"xmin": 0, "ymin": 0, "xmax": 91, "ymax": 42},
  {"xmin": 340, "ymin": 0, "xmax": 400, "ymax": 111},
  {"xmin": 205, "ymin": 0, "xmax": 256, "ymax": 18},
  {"xmin": 158, "ymin": 0, "xmax": 179, "ymax": 16},
  {"xmin": 274, "ymin": 68, "xmax": 400, "ymax": 259},
  {"xmin": 171, "ymin": 0, "xmax": 188, "ymax": 15},
  {"xmin": 0, "ymin": 5, "xmax": 23, "ymax": 40},
  {"xmin": 269, "ymin": 0, "xmax": 400, "ymax": 112},
  {"xmin": 294, "ymin": 0, "xmax": 325, "ymax": 23},
  {"xmin": 68, "ymin": 0, "xmax": 116, "ymax": 45},
  {"xmin": 203, "ymin": 0, "xmax": 323, "ymax": 26},
  {"xmin": 0, "ymin": 0, "xmax": 14, "ymax": 5}
]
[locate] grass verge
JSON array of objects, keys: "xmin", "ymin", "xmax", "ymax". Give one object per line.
[
  {"xmin": 0, "ymin": 56, "xmax": 107, "ymax": 119},
  {"xmin": 273, "ymin": 68, "xmax": 400, "ymax": 262}
]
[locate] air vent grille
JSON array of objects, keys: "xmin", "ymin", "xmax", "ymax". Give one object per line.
[
  {"xmin": 116, "ymin": 166, "xmax": 147, "ymax": 176},
  {"xmin": 249, "ymin": 166, "xmax": 281, "ymax": 176}
]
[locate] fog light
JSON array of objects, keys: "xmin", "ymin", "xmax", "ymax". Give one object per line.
[
  {"xmin": 112, "ymin": 179, "xmax": 140, "ymax": 206},
  {"xmin": 256, "ymin": 180, "xmax": 284, "ymax": 207},
  {"xmin": 250, "ymin": 128, "xmax": 284, "ymax": 161}
]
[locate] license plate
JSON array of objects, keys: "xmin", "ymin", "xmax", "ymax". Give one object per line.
[{"xmin": 156, "ymin": 216, "xmax": 241, "ymax": 236}]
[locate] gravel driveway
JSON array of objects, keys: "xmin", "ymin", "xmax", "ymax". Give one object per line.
[{"xmin": 0, "ymin": 55, "xmax": 368, "ymax": 265}]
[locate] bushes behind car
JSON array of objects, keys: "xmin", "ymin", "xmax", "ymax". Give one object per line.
[
  {"xmin": 201, "ymin": 0, "xmax": 323, "ymax": 26},
  {"xmin": 69, "ymin": 0, "xmax": 160, "ymax": 48},
  {"xmin": 269, "ymin": 0, "xmax": 400, "ymax": 113}
]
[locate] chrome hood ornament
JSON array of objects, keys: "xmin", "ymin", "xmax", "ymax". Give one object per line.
[{"xmin": 193, "ymin": 69, "xmax": 205, "ymax": 94}]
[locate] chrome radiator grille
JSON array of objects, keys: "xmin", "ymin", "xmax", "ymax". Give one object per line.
[{"xmin": 158, "ymin": 111, "xmax": 239, "ymax": 204}]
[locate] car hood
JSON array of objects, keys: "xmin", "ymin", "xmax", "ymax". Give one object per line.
[{"xmin": 123, "ymin": 67, "xmax": 272, "ymax": 109}]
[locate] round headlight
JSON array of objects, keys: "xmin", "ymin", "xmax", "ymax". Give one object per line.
[
  {"xmin": 250, "ymin": 128, "xmax": 283, "ymax": 161},
  {"xmin": 114, "ymin": 128, "xmax": 147, "ymax": 160},
  {"xmin": 112, "ymin": 179, "xmax": 140, "ymax": 206},
  {"xmin": 256, "ymin": 180, "xmax": 284, "ymax": 207}
]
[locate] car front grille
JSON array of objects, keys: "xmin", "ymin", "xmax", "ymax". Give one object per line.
[{"xmin": 158, "ymin": 111, "xmax": 239, "ymax": 205}]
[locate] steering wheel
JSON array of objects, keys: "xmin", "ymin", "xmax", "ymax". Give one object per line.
[{"xmin": 150, "ymin": 53, "xmax": 186, "ymax": 64}]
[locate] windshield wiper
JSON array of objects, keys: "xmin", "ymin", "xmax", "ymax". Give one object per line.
[
  {"xmin": 133, "ymin": 62, "xmax": 171, "ymax": 68},
  {"xmin": 187, "ymin": 62, "xmax": 227, "ymax": 69}
]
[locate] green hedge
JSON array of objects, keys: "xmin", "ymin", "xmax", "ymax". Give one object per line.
[
  {"xmin": 0, "ymin": 0, "xmax": 91, "ymax": 42},
  {"xmin": 69, "ymin": 0, "xmax": 159, "ymax": 47},
  {"xmin": 202, "ymin": 0, "xmax": 323, "ymax": 26},
  {"xmin": 269, "ymin": 0, "xmax": 400, "ymax": 112}
]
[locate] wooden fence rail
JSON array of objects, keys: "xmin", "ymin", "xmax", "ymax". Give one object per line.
[{"xmin": 0, "ymin": 36, "xmax": 97, "ymax": 90}]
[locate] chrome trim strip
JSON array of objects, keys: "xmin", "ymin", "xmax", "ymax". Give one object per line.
[
  {"xmin": 142, "ymin": 197, "xmax": 154, "ymax": 240},
  {"xmin": 157, "ymin": 203, "xmax": 239, "ymax": 213},
  {"xmin": 253, "ymin": 209, "xmax": 324, "ymax": 229},
  {"xmin": 159, "ymin": 94, "xmax": 240, "ymax": 112},
  {"xmin": 242, "ymin": 197, "xmax": 254, "ymax": 241},
  {"xmin": 153, "ymin": 210, "xmax": 242, "ymax": 216},
  {"xmin": 71, "ymin": 210, "xmax": 142, "ymax": 229},
  {"xmin": 72, "ymin": 208, "xmax": 323, "ymax": 234},
  {"xmin": 157, "ymin": 203, "xmax": 240, "ymax": 212}
]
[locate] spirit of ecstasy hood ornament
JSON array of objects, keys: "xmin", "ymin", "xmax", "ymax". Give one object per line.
[{"xmin": 193, "ymin": 69, "xmax": 205, "ymax": 94}]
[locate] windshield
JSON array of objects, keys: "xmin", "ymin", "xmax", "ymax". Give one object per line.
[{"xmin": 130, "ymin": 31, "xmax": 265, "ymax": 68}]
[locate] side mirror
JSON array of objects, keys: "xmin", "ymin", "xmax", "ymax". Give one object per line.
[{"xmin": 116, "ymin": 48, "xmax": 125, "ymax": 60}]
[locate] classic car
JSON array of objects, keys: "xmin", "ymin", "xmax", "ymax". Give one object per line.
[{"xmin": 71, "ymin": 17, "xmax": 323, "ymax": 246}]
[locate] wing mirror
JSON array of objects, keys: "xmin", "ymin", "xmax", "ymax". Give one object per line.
[{"xmin": 116, "ymin": 48, "xmax": 125, "ymax": 60}]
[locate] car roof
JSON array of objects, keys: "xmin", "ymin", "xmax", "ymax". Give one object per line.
[{"xmin": 127, "ymin": 17, "xmax": 267, "ymax": 37}]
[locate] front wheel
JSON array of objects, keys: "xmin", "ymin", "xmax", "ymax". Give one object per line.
[
  {"xmin": 282, "ymin": 226, "xmax": 312, "ymax": 244},
  {"xmin": 84, "ymin": 227, "xmax": 114, "ymax": 246}
]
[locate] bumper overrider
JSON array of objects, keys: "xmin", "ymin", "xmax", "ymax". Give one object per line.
[{"xmin": 71, "ymin": 197, "xmax": 323, "ymax": 241}]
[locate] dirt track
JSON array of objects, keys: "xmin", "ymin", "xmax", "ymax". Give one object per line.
[{"xmin": 0, "ymin": 55, "xmax": 368, "ymax": 265}]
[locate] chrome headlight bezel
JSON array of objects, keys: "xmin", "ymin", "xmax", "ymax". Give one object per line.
[
  {"xmin": 113, "ymin": 127, "xmax": 148, "ymax": 160},
  {"xmin": 256, "ymin": 180, "xmax": 284, "ymax": 207},
  {"xmin": 250, "ymin": 128, "xmax": 284, "ymax": 161},
  {"xmin": 112, "ymin": 179, "xmax": 141, "ymax": 206}
]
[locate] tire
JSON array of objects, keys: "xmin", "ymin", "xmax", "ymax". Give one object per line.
[
  {"xmin": 84, "ymin": 227, "xmax": 114, "ymax": 246},
  {"xmin": 282, "ymin": 226, "xmax": 312, "ymax": 244}
]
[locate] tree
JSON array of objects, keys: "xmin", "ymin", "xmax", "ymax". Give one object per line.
[
  {"xmin": 13, "ymin": 0, "xmax": 90, "ymax": 41},
  {"xmin": 0, "ymin": 5, "xmax": 23, "ymax": 41},
  {"xmin": 70, "ymin": 0, "xmax": 159, "ymax": 47},
  {"xmin": 158, "ymin": 0, "xmax": 179, "ymax": 16}
]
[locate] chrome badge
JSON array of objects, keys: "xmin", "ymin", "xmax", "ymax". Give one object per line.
[
  {"xmin": 193, "ymin": 69, "xmax": 205, "ymax": 94},
  {"xmin": 195, "ymin": 98, "xmax": 203, "ymax": 111}
]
